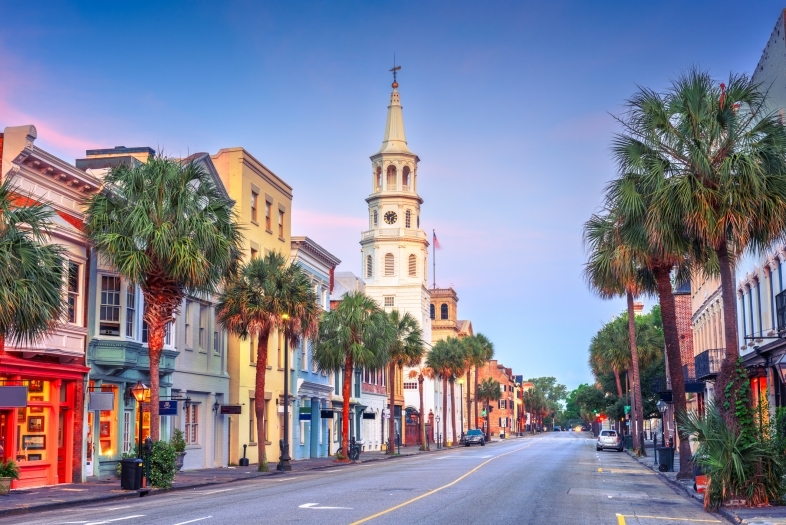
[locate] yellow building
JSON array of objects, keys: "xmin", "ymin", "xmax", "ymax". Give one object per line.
[{"xmin": 211, "ymin": 147, "xmax": 293, "ymax": 467}]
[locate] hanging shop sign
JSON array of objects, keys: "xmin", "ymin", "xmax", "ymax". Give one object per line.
[
  {"xmin": 87, "ymin": 392, "xmax": 115, "ymax": 412},
  {"xmin": 0, "ymin": 386, "xmax": 28, "ymax": 408},
  {"xmin": 220, "ymin": 405, "xmax": 242, "ymax": 415},
  {"xmin": 159, "ymin": 400, "xmax": 178, "ymax": 416}
]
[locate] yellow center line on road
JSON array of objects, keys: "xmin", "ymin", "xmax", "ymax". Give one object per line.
[
  {"xmin": 616, "ymin": 514, "xmax": 721, "ymax": 523},
  {"xmin": 348, "ymin": 442, "xmax": 536, "ymax": 525}
]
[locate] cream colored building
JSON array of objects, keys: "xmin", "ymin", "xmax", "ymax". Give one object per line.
[
  {"xmin": 360, "ymin": 79, "xmax": 432, "ymax": 444},
  {"xmin": 211, "ymin": 147, "xmax": 293, "ymax": 467}
]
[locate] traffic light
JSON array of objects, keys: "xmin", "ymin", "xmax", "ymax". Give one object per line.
[{"xmin": 481, "ymin": 409, "xmax": 486, "ymax": 417}]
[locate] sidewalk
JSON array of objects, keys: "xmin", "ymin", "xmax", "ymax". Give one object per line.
[
  {"xmin": 0, "ymin": 435, "xmax": 521, "ymax": 518},
  {"xmin": 631, "ymin": 438, "xmax": 786, "ymax": 525}
]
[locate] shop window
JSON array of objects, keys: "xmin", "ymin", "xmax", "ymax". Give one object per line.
[
  {"xmin": 67, "ymin": 261, "xmax": 80, "ymax": 323},
  {"xmin": 17, "ymin": 380, "xmax": 50, "ymax": 463},
  {"xmin": 99, "ymin": 384, "xmax": 117, "ymax": 456},
  {"xmin": 99, "ymin": 276, "xmax": 121, "ymax": 336},
  {"xmin": 126, "ymin": 284, "xmax": 136, "ymax": 338},
  {"xmin": 185, "ymin": 404, "xmax": 199, "ymax": 445},
  {"xmin": 122, "ymin": 412, "xmax": 131, "ymax": 453}
]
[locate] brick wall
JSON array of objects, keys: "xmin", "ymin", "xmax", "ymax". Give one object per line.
[
  {"xmin": 674, "ymin": 293, "xmax": 695, "ymax": 375},
  {"xmin": 477, "ymin": 360, "xmax": 516, "ymax": 437}
]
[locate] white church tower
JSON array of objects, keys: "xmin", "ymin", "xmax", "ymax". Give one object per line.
[{"xmin": 361, "ymin": 72, "xmax": 432, "ymax": 343}]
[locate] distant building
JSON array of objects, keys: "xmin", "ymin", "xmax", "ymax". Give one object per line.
[{"xmin": 477, "ymin": 360, "xmax": 516, "ymax": 439}]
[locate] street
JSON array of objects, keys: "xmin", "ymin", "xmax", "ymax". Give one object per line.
[{"xmin": 0, "ymin": 433, "xmax": 722, "ymax": 525}]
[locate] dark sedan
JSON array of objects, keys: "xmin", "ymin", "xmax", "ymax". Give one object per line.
[{"xmin": 461, "ymin": 429, "xmax": 486, "ymax": 446}]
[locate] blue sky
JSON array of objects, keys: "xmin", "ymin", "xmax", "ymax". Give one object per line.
[{"xmin": 1, "ymin": 1, "xmax": 783, "ymax": 390}]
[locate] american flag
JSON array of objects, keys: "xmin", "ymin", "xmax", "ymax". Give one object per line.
[{"xmin": 433, "ymin": 231, "xmax": 442, "ymax": 250}]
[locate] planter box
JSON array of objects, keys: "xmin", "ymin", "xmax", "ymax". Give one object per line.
[{"xmin": 0, "ymin": 477, "xmax": 11, "ymax": 496}]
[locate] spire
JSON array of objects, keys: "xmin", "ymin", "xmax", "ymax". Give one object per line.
[{"xmin": 377, "ymin": 64, "xmax": 411, "ymax": 155}]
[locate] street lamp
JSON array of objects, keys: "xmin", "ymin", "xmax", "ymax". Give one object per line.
[
  {"xmin": 435, "ymin": 415, "xmax": 441, "ymax": 449},
  {"xmin": 277, "ymin": 313, "xmax": 292, "ymax": 472},
  {"xmin": 130, "ymin": 381, "xmax": 149, "ymax": 486},
  {"xmin": 656, "ymin": 400, "xmax": 667, "ymax": 449}
]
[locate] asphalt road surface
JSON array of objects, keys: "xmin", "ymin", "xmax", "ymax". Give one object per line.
[{"xmin": 0, "ymin": 432, "xmax": 724, "ymax": 525}]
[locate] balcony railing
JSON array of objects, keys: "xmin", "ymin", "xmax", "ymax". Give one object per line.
[
  {"xmin": 361, "ymin": 228, "xmax": 427, "ymax": 241},
  {"xmin": 682, "ymin": 364, "xmax": 704, "ymax": 393},
  {"xmin": 695, "ymin": 348, "xmax": 724, "ymax": 380}
]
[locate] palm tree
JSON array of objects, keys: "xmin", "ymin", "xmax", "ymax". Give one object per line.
[
  {"xmin": 477, "ymin": 377, "xmax": 502, "ymax": 440},
  {"xmin": 407, "ymin": 362, "xmax": 434, "ymax": 450},
  {"xmin": 469, "ymin": 333, "xmax": 494, "ymax": 429},
  {"xmin": 0, "ymin": 179, "xmax": 66, "ymax": 354},
  {"xmin": 588, "ymin": 321, "xmax": 629, "ymax": 397},
  {"xmin": 313, "ymin": 292, "xmax": 391, "ymax": 460},
  {"xmin": 614, "ymin": 69, "xmax": 786, "ymax": 430},
  {"xmin": 216, "ymin": 252, "xmax": 319, "ymax": 471},
  {"xmin": 446, "ymin": 338, "xmax": 467, "ymax": 444},
  {"xmin": 426, "ymin": 339, "xmax": 454, "ymax": 447},
  {"xmin": 84, "ymin": 156, "xmax": 242, "ymax": 440},
  {"xmin": 383, "ymin": 310, "xmax": 425, "ymax": 454}
]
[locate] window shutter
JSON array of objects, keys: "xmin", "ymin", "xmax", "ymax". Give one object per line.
[
  {"xmin": 385, "ymin": 253, "xmax": 394, "ymax": 276},
  {"xmin": 408, "ymin": 254, "xmax": 416, "ymax": 276},
  {"xmin": 366, "ymin": 255, "xmax": 373, "ymax": 278}
]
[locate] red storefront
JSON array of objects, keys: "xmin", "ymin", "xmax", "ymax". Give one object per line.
[{"xmin": 0, "ymin": 355, "xmax": 89, "ymax": 488}]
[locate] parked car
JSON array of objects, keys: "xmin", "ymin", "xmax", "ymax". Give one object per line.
[
  {"xmin": 553, "ymin": 425, "xmax": 561, "ymax": 432},
  {"xmin": 596, "ymin": 429, "xmax": 623, "ymax": 452},
  {"xmin": 461, "ymin": 429, "xmax": 486, "ymax": 447}
]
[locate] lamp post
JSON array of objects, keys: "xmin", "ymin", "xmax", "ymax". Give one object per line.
[
  {"xmin": 131, "ymin": 381, "xmax": 149, "ymax": 484},
  {"xmin": 435, "ymin": 415, "xmax": 441, "ymax": 449},
  {"xmin": 656, "ymin": 399, "xmax": 667, "ymax": 455},
  {"xmin": 278, "ymin": 314, "xmax": 292, "ymax": 471}
]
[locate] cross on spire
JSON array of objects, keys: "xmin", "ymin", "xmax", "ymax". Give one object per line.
[{"xmin": 390, "ymin": 55, "xmax": 401, "ymax": 88}]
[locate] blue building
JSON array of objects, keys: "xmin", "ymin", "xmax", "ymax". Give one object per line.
[{"xmin": 289, "ymin": 237, "xmax": 340, "ymax": 459}]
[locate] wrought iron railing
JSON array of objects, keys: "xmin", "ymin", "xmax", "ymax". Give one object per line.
[{"xmin": 694, "ymin": 348, "xmax": 724, "ymax": 380}]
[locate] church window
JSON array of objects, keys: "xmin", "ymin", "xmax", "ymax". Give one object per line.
[
  {"xmin": 430, "ymin": 304, "xmax": 435, "ymax": 320},
  {"xmin": 384, "ymin": 253, "xmax": 394, "ymax": 276},
  {"xmin": 386, "ymin": 165, "xmax": 397, "ymax": 190},
  {"xmin": 375, "ymin": 167, "xmax": 382, "ymax": 191},
  {"xmin": 373, "ymin": 210, "xmax": 378, "ymax": 226},
  {"xmin": 402, "ymin": 166, "xmax": 410, "ymax": 189},
  {"xmin": 405, "ymin": 210, "xmax": 411, "ymax": 228},
  {"xmin": 408, "ymin": 254, "xmax": 416, "ymax": 276},
  {"xmin": 441, "ymin": 303, "xmax": 449, "ymax": 320},
  {"xmin": 366, "ymin": 255, "xmax": 373, "ymax": 278},
  {"xmin": 384, "ymin": 296, "xmax": 395, "ymax": 307}
]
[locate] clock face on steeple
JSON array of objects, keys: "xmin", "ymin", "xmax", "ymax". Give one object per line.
[{"xmin": 384, "ymin": 211, "xmax": 397, "ymax": 225}]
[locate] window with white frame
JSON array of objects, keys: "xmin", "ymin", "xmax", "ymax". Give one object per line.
[
  {"xmin": 301, "ymin": 341, "xmax": 308, "ymax": 371},
  {"xmin": 249, "ymin": 398, "xmax": 256, "ymax": 443},
  {"xmin": 198, "ymin": 304, "xmax": 207, "ymax": 350},
  {"xmin": 185, "ymin": 404, "xmax": 199, "ymax": 445},
  {"xmin": 66, "ymin": 261, "xmax": 80, "ymax": 324},
  {"xmin": 404, "ymin": 382, "xmax": 418, "ymax": 389},
  {"xmin": 384, "ymin": 296, "xmax": 395, "ymax": 307},
  {"xmin": 99, "ymin": 276, "xmax": 121, "ymax": 336},
  {"xmin": 123, "ymin": 412, "xmax": 131, "ymax": 453},
  {"xmin": 126, "ymin": 284, "xmax": 136, "ymax": 338},
  {"xmin": 184, "ymin": 301, "xmax": 193, "ymax": 347}
]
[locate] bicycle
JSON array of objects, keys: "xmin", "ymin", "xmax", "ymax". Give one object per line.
[{"xmin": 336, "ymin": 437, "xmax": 362, "ymax": 461}]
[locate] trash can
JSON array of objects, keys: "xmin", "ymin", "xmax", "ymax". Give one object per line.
[
  {"xmin": 120, "ymin": 458, "xmax": 143, "ymax": 490},
  {"xmin": 656, "ymin": 447, "xmax": 674, "ymax": 472},
  {"xmin": 624, "ymin": 435, "xmax": 633, "ymax": 450}
]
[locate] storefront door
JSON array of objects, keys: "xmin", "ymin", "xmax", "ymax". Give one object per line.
[
  {"xmin": 0, "ymin": 411, "xmax": 9, "ymax": 460},
  {"xmin": 57, "ymin": 410, "xmax": 66, "ymax": 483}
]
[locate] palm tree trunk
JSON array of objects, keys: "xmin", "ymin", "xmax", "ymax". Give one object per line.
[
  {"xmin": 613, "ymin": 368, "xmax": 623, "ymax": 397},
  {"xmin": 147, "ymin": 321, "xmax": 164, "ymax": 442},
  {"xmin": 474, "ymin": 367, "xmax": 480, "ymax": 429},
  {"xmin": 653, "ymin": 265, "xmax": 692, "ymax": 479},
  {"xmin": 388, "ymin": 364, "xmax": 396, "ymax": 454},
  {"xmin": 450, "ymin": 379, "xmax": 457, "ymax": 445},
  {"xmin": 627, "ymin": 291, "xmax": 646, "ymax": 456},
  {"xmin": 341, "ymin": 357, "xmax": 353, "ymax": 460},
  {"xmin": 715, "ymin": 241, "xmax": 745, "ymax": 430},
  {"xmin": 255, "ymin": 330, "xmax": 270, "ymax": 471},
  {"xmin": 418, "ymin": 373, "xmax": 427, "ymax": 450},
  {"xmin": 442, "ymin": 377, "xmax": 448, "ymax": 446},
  {"xmin": 466, "ymin": 369, "xmax": 472, "ymax": 432}
]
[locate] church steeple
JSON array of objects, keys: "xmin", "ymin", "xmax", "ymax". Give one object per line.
[{"xmin": 377, "ymin": 85, "xmax": 411, "ymax": 155}]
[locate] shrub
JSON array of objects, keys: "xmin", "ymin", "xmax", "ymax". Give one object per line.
[
  {"xmin": 147, "ymin": 440, "xmax": 177, "ymax": 489},
  {"xmin": 0, "ymin": 459, "xmax": 19, "ymax": 480},
  {"xmin": 171, "ymin": 429, "xmax": 186, "ymax": 454}
]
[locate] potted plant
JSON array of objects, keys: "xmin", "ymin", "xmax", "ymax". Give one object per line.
[
  {"xmin": 171, "ymin": 428, "xmax": 186, "ymax": 471},
  {"xmin": 0, "ymin": 459, "xmax": 20, "ymax": 495}
]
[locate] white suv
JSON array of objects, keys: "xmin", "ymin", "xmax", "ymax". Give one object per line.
[{"xmin": 596, "ymin": 430, "xmax": 623, "ymax": 452}]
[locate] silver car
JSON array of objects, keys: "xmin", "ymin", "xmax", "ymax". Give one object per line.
[{"xmin": 596, "ymin": 430, "xmax": 623, "ymax": 452}]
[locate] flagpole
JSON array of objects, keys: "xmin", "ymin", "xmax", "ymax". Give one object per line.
[{"xmin": 432, "ymin": 229, "xmax": 436, "ymax": 290}]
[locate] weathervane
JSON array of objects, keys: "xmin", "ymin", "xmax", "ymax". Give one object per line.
[{"xmin": 390, "ymin": 55, "xmax": 401, "ymax": 88}]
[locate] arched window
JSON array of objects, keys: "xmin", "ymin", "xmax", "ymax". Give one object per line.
[
  {"xmin": 405, "ymin": 210, "xmax": 411, "ymax": 228},
  {"xmin": 408, "ymin": 254, "xmax": 416, "ymax": 276},
  {"xmin": 441, "ymin": 303, "xmax": 448, "ymax": 320},
  {"xmin": 402, "ymin": 166, "xmax": 411, "ymax": 189},
  {"xmin": 384, "ymin": 253, "xmax": 395, "ymax": 276},
  {"xmin": 366, "ymin": 255, "xmax": 373, "ymax": 278},
  {"xmin": 375, "ymin": 167, "xmax": 382, "ymax": 191},
  {"xmin": 373, "ymin": 210, "xmax": 378, "ymax": 226},
  {"xmin": 386, "ymin": 165, "xmax": 397, "ymax": 190},
  {"xmin": 430, "ymin": 304, "xmax": 435, "ymax": 320}
]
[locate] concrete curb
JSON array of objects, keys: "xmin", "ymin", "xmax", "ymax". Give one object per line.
[{"xmin": 0, "ymin": 436, "xmax": 526, "ymax": 519}]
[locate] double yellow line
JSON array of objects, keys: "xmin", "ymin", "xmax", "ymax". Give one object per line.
[{"xmin": 349, "ymin": 442, "xmax": 534, "ymax": 524}]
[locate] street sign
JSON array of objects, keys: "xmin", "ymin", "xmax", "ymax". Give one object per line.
[
  {"xmin": 624, "ymin": 405, "xmax": 631, "ymax": 414},
  {"xmin": 320, "ymin": 409, "xmax": 334, "ymax": 418},
  {"xmin": 220, "ymin": 405, "xmax": 242, "ymax": 415}
]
